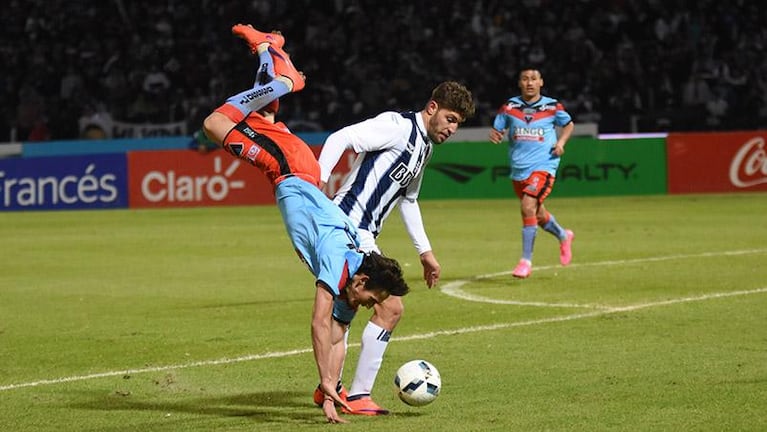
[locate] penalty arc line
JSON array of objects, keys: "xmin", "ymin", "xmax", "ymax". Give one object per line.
[
  {"xmin": 439, "ymin": 248, "xmax": 767, "ymax": 307},
  {"xmin": 1, "ymin": 286, "xmax": 766, "ymax": 393}
]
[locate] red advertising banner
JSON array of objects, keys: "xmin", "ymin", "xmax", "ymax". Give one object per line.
[
  {"xmin": 127, "ymin": 148, "xmax": 355, "ymax": 208},
  {"xmin": 666, "ymin": 131, "xmax": 767, "ymax": 194},
  {"xmin": 128, "ymin": 149, "xmax": 273, "ymax": 208}
]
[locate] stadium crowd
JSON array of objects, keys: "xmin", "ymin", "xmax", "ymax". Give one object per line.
[{"xmin": 2, "ymin": 0, "xmax": 766, "ymax": 142}]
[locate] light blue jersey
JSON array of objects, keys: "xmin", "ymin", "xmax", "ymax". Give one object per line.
[
  {"xmin": 275, "ymin": 176, "xmax": 363, "ymax": 323},
  {"xmin": 492, "ymin": 95, "xmax": 572, "ymax": 181}
]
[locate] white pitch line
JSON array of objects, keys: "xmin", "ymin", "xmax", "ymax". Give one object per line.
[
  {"xmin": 440, "ymin": 248, "xmax": 767, "ymax": 307},
  {"xmin": 2, "ymin": 284, "xmax": 766, "ymax": 393}
]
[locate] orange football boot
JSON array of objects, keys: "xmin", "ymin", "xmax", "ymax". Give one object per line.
[
  {"xmin": 269, "ymin": 46, "xmax": 305, "ymax": 92},
  {"xmin": 341, "ymin": 396, "xmax": 389, "ymax": 416},
  {"xmin": 231, "ymin": 23, "xmax": 285, "ymax": 53},
  {"xmin": 313, "ymin": 384, "xmax": 348, "ymax": 406}
]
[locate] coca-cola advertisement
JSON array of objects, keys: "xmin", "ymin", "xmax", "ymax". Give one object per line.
[{"xmin": 666, "ymin": 131, "xmax": 767, "ymax": 194}]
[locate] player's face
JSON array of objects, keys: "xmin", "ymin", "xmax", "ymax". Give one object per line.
[
  {"xmin": 518, "ymin": 70, "xmax": 543, "ymax": 101},
  {"xmin": 346, "ymin": 275, "xmax": 389, "ymax": 309},
  {"xmin": 427, "ymin": 105, "xmax": 464, "ymax": 145}
]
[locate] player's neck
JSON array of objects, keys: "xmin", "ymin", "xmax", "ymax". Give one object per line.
[{"xmin": 521, "ymin": 94, "xmax": 541, "ymax": 104}]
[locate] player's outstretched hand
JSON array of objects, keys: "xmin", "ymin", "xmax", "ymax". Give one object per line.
[{"xmin": 420, "ymin": 251, "xmax": 441, "ymax": 288}]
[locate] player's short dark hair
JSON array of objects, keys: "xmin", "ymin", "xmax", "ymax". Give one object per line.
[
  {"xmin": 357, "ymin": 252, "xmax": 410, "ymax": 297},
  {"xmin": 430, "ymin": 81, "xmax": 476, "ymax": 119},
  {"xmin": 517, "ymin": 67, "xmax": 543, "ymax": 79}
]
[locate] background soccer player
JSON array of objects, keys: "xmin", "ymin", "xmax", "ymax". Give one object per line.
[
  {"xmin": 489, "ymin": 68, "xmax": 575, "ymax": 279},
  {"xmin": 316, "ymin": 81, "xmax": 475, "ymax": 415}
]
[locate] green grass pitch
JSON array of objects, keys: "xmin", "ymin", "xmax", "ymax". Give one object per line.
[{"xmin": 1, "ymin": 193, "xmax": 766, "ymax": 431}]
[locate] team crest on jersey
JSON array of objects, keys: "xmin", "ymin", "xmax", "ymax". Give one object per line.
[
  {"xmin": 246, "ymin": 144, "xmax": 260, "ymax": 162},
  {"xmin": 522, "ymin": 107, "xmax": 537, "ymax": 123}
]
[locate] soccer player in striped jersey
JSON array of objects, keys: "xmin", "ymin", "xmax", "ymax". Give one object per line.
[
  {"xmin": 202, "ymin": 24, "xmax": 410, "ymax": 424},
  {"xmin": 316, "ymin": 81, "xmax": 475, "ymax": 415},
  {"xmin": 489, "ymin": 68, "xmax": 575, "ymax": 279}
]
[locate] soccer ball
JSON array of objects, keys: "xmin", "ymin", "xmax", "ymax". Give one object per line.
[{"xmin": 394, "ymin": 359, "xmax": 441, "ymax": 406}]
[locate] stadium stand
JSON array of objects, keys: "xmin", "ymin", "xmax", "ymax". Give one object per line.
[{"xmin": 1, "ymin": 0, "xmax": 765, "ymax": 142}]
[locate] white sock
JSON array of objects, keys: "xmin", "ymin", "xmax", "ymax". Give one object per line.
[{"xmin": 349, "ymin": 321, "xmax": 391, "ymax": 397}]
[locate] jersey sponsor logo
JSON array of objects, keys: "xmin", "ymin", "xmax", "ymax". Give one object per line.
[
  {"xmin": 729, "ymin": 137, "xmax": 767, "ymax": 188},
  {"xmin": 514, "ymin": 127, "xmax": 544, "ymax": 136},
  {"xmin": 240, "ymin": 126, "xmax": 257, "ymax": 139},
  {"xmin": 513, "ymin": 126, "xmax": 545, "ymax": 141},
  {"xmin": 389, "ymin": 161, "xmax": 414, "ymax": 187}
]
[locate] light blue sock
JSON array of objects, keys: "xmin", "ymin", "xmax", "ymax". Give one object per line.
[
  {"xmin": 522, "ymin": 225, "xmax": 537, "ymax": 261},
  {"xmin": 254, "ymin": 48, "xmax": 275, "ymax": 86},
  {"xmin": 224, "ymin": 49, "xmax": 289, "ymax": 117},
  {"xmin": 541, "ymin": 214, "xmax": 567, "ymax": 241},
  {"xmin": 224, "ymin": 80, "xmax": 290, "ymax": 118}
]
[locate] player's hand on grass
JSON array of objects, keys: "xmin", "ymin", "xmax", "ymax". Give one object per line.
[
  {"xmin": 319, "ymin": 381, "xmax": 351, "ymax": 412},
  {"xmin": 322, "ymin": 399, "xmax": 348, "ymax": 424},
  {"xmin": 420, "ymin": 251, "xmax": 441, "ymax": 288}
]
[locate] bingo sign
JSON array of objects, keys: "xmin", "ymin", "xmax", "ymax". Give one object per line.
[
  {"xmin": 0, "ymin": 154, "xmax": 128, "ymax": 211},
  {"xmin": 666, "ymin": 131, "xmax": 767, "ymax": 194},
  {"xmin": 127, "ymin": 149, "xmax": 275, "ymax": 208}
]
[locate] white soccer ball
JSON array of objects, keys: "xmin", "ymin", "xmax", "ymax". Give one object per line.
[{"xmin": 394, "ymin": 359, "xmax": 441, "ymax": 406}]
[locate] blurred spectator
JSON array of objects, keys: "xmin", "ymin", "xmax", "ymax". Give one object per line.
[
  {"xmin": 706, "ymin": 85, "xmax": 730, "ymax": 129},
  {"xmin": 1, "ymin": 0, "xmax": 765, "ymax": 143}
]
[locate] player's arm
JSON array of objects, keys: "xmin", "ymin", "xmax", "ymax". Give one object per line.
[
  {"xmin": 489, "ymin": 109, "xmax": 509, "ymax": 144},
  {"xmin": 399, "ymin": 191, "xmax": 440, "ymax": 288},
  {"xmin": 318, "ymin": 113, "xmax": 404, "ymax": 187},
  {"xmin": 318, "ymin": 129, "xmax": 352, "ymax": 189},
  {"xmin": 311, "ymin": 282, "xmax": 349, "ymax": 414},
  {"xmin": 553, "ymin": 121, "xmax": 575, "ymax": 157},
  {"xmin": 202, "ymin": 111, "xmax": 237, "ymax": 147}
]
